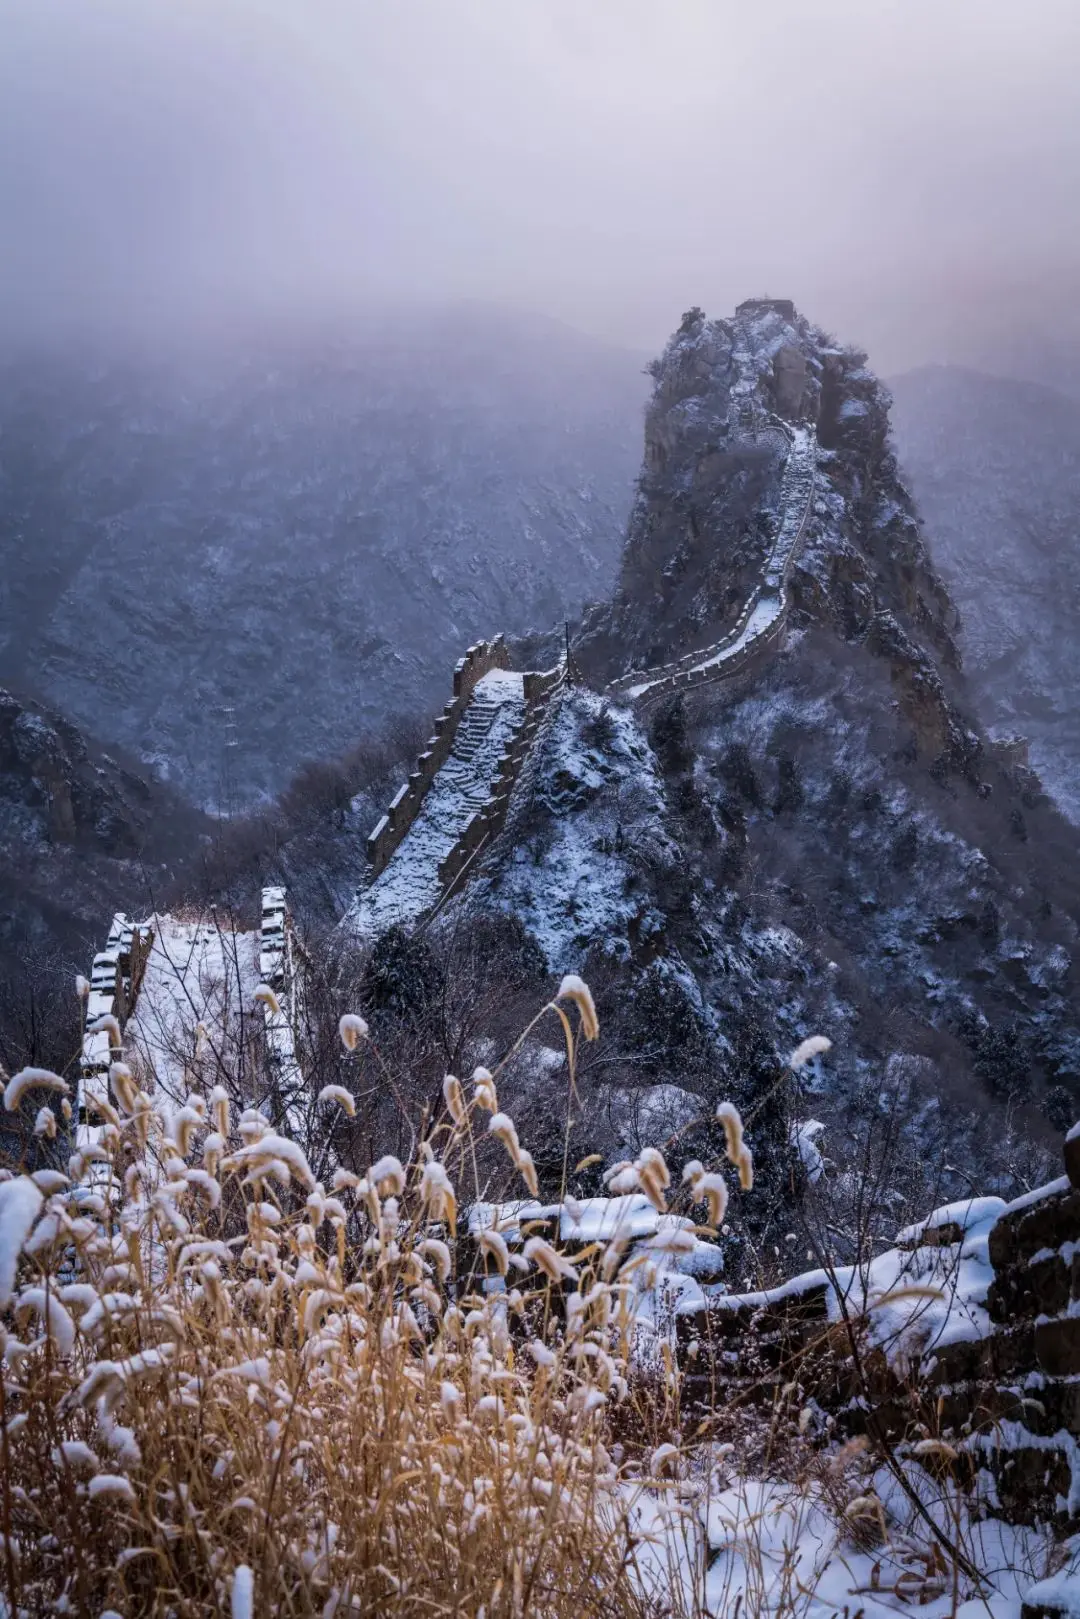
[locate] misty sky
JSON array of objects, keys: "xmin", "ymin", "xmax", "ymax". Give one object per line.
[{"xmin": 1, "ymin": 0, "xmax": 1078, "ymax": 372}]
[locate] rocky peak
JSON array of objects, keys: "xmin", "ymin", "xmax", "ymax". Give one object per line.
[
  {"xmin": 581, "ymin": 297, "xmax": 966, "ymax": 775},
  {"xmin": 462, "ymin": 300, "xmax": 1080, "ymax": 1218}
]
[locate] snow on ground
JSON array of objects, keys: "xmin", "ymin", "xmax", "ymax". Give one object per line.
[
  {"xmin": 627, "ymin": 1463, "xmax": 1073, "ymax": 1617},
  {"xmin": 349, "ymin": 668, "xmax": 526, "ymax": 934},
  {"xmin": 895, "ymin": 1196, "xmax": 1008, "ymax": 1248}
]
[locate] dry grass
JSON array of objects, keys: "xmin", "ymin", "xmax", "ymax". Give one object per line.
[
  {"xmin": 0, "ymin": 973, "xmax": 1058, "ymax": 1618},
  {"xmin": 0, "ymin": 979, "xmax": 709, "ymax": 1618}
]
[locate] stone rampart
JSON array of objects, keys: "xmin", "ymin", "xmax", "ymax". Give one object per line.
[
  {"xmin": 677, "ymin": 1130, "xmax": 1080, "ymax": 1530},
  {"xmin": 608, "ymin": 418, "xmax": 815, "ymax": 708},
  {"xmin": 433, "ymin": 664, "xmax": 565, "ymax": 908},
  {"xmin": 366, "ymin": 635, "xmax": 510, "ymax": 879}
]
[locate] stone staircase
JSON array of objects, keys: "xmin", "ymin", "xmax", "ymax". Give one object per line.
[
  {"xmin": 436, "ymin": 683, "xmax": 515, "ymax": 811},
  {"xmin": 347, "ymin": 662, "xmax": 556, "ymax": 935}
]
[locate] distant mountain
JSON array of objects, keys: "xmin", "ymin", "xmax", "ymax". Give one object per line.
[
  {"xmin": 889, "ymin": 365, "xmax": 1080, "ymax": 818},
  {"xmin": 0, "ymin": 306, "xmax": 646, "ymax": 808}
]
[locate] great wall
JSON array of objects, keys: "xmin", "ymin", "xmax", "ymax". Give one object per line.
[
  {"xmin": 608, "ymin": 417, "xmax": 818, "ymax": 706},
  {"xmin": 57, "ymin": 399, "xmax": 1080, "ymax": 1605},
  {"xmin": 63, "ymin": 397, "xmax": 823, "ymax": 1213},
  {"xmin": 670, "ymin": 1129, "xmax": 1080, "ymax": 1563},
  {"xmin": 68, "ymin": 406, "xmax": 822, "ymax": 1172},
  {"xmin": 346, "ymin": 411, "xmax": 819, "ymax": 933},
  {"xmin": 346, "ymin": 635, "xmax": 568, "ymax": 935},
  {"xmin": 76, "ymin": 885, "xmax": 305, "ymax": 1148}
]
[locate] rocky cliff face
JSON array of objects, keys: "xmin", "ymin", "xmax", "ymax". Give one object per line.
[
  {"xmin": 0, "ymin": 306, "xmax": 644, "ymax": 808},
  {"xmin": 0, "ymin": 686, "xmax": 205, "ymax": 968},
  {"xmin": 889, "ymin": 364, "xmax": 1080, "ymax": 820},
  {"xmin": 460, "ymin": 301, "xmax": 1080, "ymax": 1230}
]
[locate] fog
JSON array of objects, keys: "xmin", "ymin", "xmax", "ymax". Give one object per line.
[{"xmin": 1, "ymin": 0, "xmax": 1078, "ymax": 373}]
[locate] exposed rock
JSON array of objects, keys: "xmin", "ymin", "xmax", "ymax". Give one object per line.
[
  {"xmin": 772, "ymin": 344, "xmax": 808, "ymax": 417},
  {"xmin": 460, "ymin": 299, "xmax": 1080, "ymax": 1219}
]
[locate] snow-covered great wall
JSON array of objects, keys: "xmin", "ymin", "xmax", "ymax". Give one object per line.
[
  {"xmin": 79, "ymin": 887, "xmax": 307, "ymax": 1139},
  {"xmin": 678, "ymin": 1128, "xmax": 1080, "ymax": 1532},
  {"xmin": 346, "ymin": 406, "xmax": 820, "ymax": 933},
  {"xmin": 608, "ymin": 416, "xmax": 818, "ymax": 706},
  {"xmin": 345, "ymin": 637, "xmax": 567, "ymax": 935}
]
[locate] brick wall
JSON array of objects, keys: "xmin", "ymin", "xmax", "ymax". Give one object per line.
[
  {"xmin": 433, "ymin": 664, "xmax": 565, "ymax": 908},
  {"xmin": 677, "ymin": 1132, "xmax": 1080, "ymax": 1529},
  {"xmin": 366, "ymin": 635, "xmax": 511, "ymax": 879}
]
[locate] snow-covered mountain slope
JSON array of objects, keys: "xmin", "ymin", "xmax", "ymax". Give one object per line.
[
  {"xmin": 889, "ymin": 364, "xmax": 1080, "ymax": 819},
  {"xmin": 0, "ymin": 306, "xmax": 645, "ymax": 808},
  {"xmin": 452, "ymin": 302, "xmax": 1080, "ymax": 1224}
]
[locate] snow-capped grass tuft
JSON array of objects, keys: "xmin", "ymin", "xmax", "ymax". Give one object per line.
[
  {"xmin": 487, "ymin": 1112, "xmax": 540, "ymax": 1195},
  {"xmin": 557, "ymin": 974, "xmax": 599, "ymax": 1042},
  {"xmin": 3, "ymin": 1067, "xmax": 70, "ymax": 1113},
  {"xmin": 88, "ymin": 1475, "xmax": 137, "ymax": 1503},
  {"xmin": 316, "ymin": 1083, "xmax": 356, "ymax": 1118},
  {"xmin": 33, "ymin": 1106, "xmax": 57, "ymax": 1140},
  {"xmin": 338, "ymin": 1012, "xmax": 369, "ymax": 1050},
  {"xmin": 789, "ymin": 1035, "xmax": 832, "ymax": 1071},
  {"xmin": 524, "ymin": 1235, "xmax": 579, "ymax": 1285},
  {"xmin": 110, "ymin": 1062, "xmax": 138, "ymax": 1114},
  {"xmin": 442, "ymin": 1072, "xmax": 467, "ymax": 1126},
  {"xmin": 252, "ymin": 983, "xmax": 281, "ymax": 1016},
  {"xmin": 472, "ymin": 1065, "xmax": 498, "ymax": 1113},
  {"xmin": 87, "ymin": 1013, "xmax": 122, "ymax": 1049},
  {"xmin": 682, "ymin": 1160, "xmax": 729, "ymax": 1228},
  {"xmin": 716, "ymin": 1101, "xmax": 754, "ymax": 1190},
  {"xmin": 75, "ymin": 974, "xmax": 90, "ymax": 1000}
]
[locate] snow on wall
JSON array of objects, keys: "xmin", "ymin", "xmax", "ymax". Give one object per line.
[
  {"xmin": 348, "ymin": 667, "xmax": 529, "ymax": 935},
  {"xmin": 121, "ymin": 914, "xmax": 261, "ymax": 1106},
  {"xmin": 677, "ymin": 1147, "xmax": 1080, "ymax": 1531},
  {"xmin": 365, "ymin": 634, "xmax": 512, "ymax": 879},
  {"xmin": 611, "ymin": 420, "xmax": 818, "ymax": 704},
  {"xmin": 78, "ymin": 887, "xmax": 305, "ymax": 1135}
]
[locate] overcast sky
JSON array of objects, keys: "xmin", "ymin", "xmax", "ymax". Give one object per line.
[{"xmin": 1, "ymin": 0, "xmax": 1077, "ymax": 372}]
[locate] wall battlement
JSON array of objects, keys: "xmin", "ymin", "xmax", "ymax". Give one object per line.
[
  {"xmin": 366, "ymin": 635, "xmax": 511, "ymax": 879},
  {"xmin": 433, "ymin": 670, "xmax": 564, "ymax": 907},
  {"xmin": 677, "ymin": 1129, "xmax": 1080, "ymax": 1532}
]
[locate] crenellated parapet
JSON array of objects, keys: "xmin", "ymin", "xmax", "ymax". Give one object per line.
[
  {"xmin": 676, "ymin": 1127, "xmax": 1080, "ymax": 1533},
  {"xmin": 433, "ymin": 665, "xmax": 564, "ymax": 908},
  {"xmin": 366, "ymin": 636, "xmax": 511, "ymax": 879}
]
